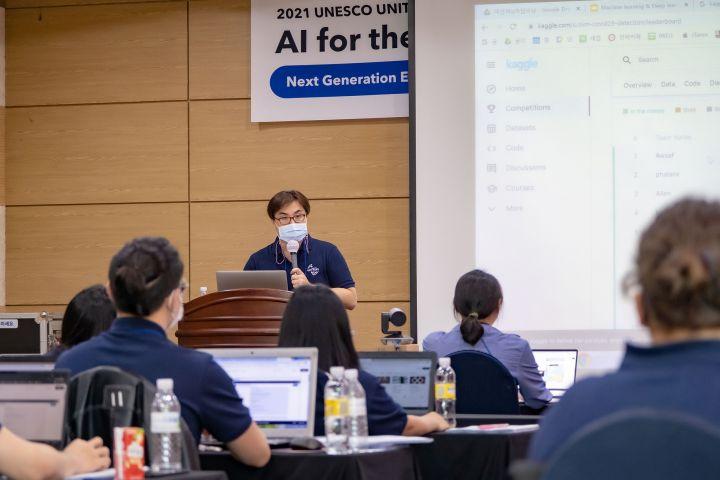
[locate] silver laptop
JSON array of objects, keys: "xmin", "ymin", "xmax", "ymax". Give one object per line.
[
  {"xmin": 201, "ymin": 347, "xmax": 317, "ymax": 440},
  {"xmin": 0, "ymin": 370, "xmax": 69, "ymax": 448},
  {"xmin": 216, "ymin": 271, "xmax": 288, "ymax": 292},
  {"xmin": 0, "ymin": 355, "xmax": 55, "ymax": 372},
  {"xmin": 359, "ymin": 351, "xmax": 437, "ymax": 415},
  {"xmin": 532, "ymin": 349, "xmax": 578, "ymax": 401}
]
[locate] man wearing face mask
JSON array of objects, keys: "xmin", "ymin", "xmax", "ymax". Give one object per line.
[
  {"xmin": 56, "ymin": 237, "xmax": 271, "ymax": 467},
  {"xmin": 244, "ymin": 190, "xmax": 358, "ymax": 310}
]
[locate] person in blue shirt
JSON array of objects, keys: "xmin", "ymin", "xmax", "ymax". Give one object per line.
[
  {"xmin": 0, "ymin": 421, "xmax": 110, "ymax": 479},
  {"xmin": 244, "ymin": 190, "xmax": 357, "ymax": 309},
  {"xmin": 529, "ymin": 197, "xmax": 720, "ymax": 462},
  {"xmin": 56, "ymin": 236, "xmax": 270, "ymax": 467},
  {"xmin": 278, "ymin": 285, "xmax": 449, "ymax": 436},
  {"xmin": 423, "ymin": 270, "xmax": 552, "ymax": 410}
]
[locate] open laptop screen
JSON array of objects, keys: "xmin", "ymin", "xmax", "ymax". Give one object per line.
[
  {"xmin": 0, "ymin": 371, "xmax": 68, "ymax": 447},
  {"xmin": 359, "ymin": 352, "xmax": 436, "ymax": 413},
  {"xmin": 209, "ymin": 351, "xmax": 315, "ymax": 435},
  {"xmin": 532, "ymin": 350, "xmax": 578, "ymax": 396}
]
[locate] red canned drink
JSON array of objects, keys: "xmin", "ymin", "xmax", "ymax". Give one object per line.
[{"xmin": 113, "ymin": 427, "xmax": 145, "ymax": 480}]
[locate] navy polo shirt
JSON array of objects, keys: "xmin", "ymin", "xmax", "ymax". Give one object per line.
[
  {"xmin": 244, "ymin": 236, "xmax": 355, "ymax": 291},
  {"xmin": 314, "ymin": 370, "xmax": 408, "ymax": 436},
  {"xmin": 56, "ymin": 317, "xmax": 252, "ymax": 444},
  {"xmin": 529, "ymin": 340, "xmax": 720, "ymax": 462}
]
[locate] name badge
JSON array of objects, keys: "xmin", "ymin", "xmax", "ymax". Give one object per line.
[{"xmin": 0, "ymin": 319, "xmax": 19, "ymax": 329}]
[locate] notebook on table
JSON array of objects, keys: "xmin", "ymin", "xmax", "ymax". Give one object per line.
[
  {"xmin": 531, "ymin": 349, "xmax": 578, "ymax": 401},
  {"xmin": 358, "ymin": 351, "xmax": 437, "ymax": 415},
  {"xmin": 201, "ymin": 347, "xmax": 318, "ymax": 444},
  {"xmin": 0, "ymin": 370, "xmax": 69, "ymax": 448}
]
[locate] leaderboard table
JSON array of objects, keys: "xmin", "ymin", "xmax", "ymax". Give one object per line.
[{"xmin": 200, "ymin": 430, "xmax": 534, "ymax": 480}]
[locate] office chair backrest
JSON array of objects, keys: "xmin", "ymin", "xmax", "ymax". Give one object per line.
[
  {"xmin": 66, "ymin": 366, "xmax": 200, "ymax": 470},
  {"xmin": 448, "ymin": 350, "xmax": 520, "ymax": 414},
  {"xmin": 542, "ymin": 409, "xmax": 720, "ymax": 480}
]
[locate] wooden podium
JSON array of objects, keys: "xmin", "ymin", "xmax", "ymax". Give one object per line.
[{"xmin": 176, "ymin": 289, "xmax": 292, "ymax": 348}]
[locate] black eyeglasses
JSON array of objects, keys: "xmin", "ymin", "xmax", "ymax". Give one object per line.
[{"xmin": 274, "ymin": 212, "xmax": 307, "ymax": 226}]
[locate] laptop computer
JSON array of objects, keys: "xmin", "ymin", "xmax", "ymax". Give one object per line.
[
  {"xmin": 216, "ymin": 271, "xmax": 288, "ymax": 292},
  {"xmin": 201, "ymin": 347, "xmax": 317, "ymax": 442},
  {"xmin": 0, "ymin": 355, "xmax": 55, "ymax": 372},
  {"xmin": 532, "ymin": 349, "xmax": 578, "ymax": 401},
  {"xmin": 358, "ymin": 351, "xmax": 437, "ymax": 415},
  {"xmin": 0, "ymin": 370, "xmax": 69, "ymax": 448}
]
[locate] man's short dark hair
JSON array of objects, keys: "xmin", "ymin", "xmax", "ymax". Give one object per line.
[{"xmin": 267, "ymin": 190, "xmax": 311, "ymax": 220}]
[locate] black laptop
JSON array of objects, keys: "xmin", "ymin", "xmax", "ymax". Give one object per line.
[{"xmin": 359, "ymin": 351, "xmax": 437, "ymax": 415}]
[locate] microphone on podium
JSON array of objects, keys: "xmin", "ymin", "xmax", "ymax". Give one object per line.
[{"xmin": 287, "ymin": 240, "xmax": 300, "ymax": 270}]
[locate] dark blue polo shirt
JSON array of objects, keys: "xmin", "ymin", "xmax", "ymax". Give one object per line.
[
  {"xmin": 56, "ymin": 317, "xmax": 252, "ymax": 444},
  {"xmin": 529, "ymin": 340, "xmax": 720, "ymax": 461},
  {"xmin": 244, "ymin": 236, "xmax": 355, "ymax": 291},
  {"xmin": 314, "ymin": 370, "xmax": 408, "ymax": 436}
]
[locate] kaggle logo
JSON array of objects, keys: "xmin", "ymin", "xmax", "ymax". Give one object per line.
[{"xmin": 506, "ymin": 58, "xmax": 539, "ymax": 71}]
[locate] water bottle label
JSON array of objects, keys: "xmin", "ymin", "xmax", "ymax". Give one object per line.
[
  {"xmin": 151, "ymin": 412, "xmax": 180, "ymax": 434},
  {"xmin": 325, "ymin": 397, "xmax": 349, "ymax": 417},
  {"xmin": 348, "ymin": 398, "xmax": 366, "ymax": 416},
  {"xmin": 435, "ymin": 383, "xmax": 456, "ymax": 400}
]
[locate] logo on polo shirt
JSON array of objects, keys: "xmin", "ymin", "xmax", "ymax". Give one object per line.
[{"xmin": 307, "ymin": 264, "xmax": 320, "ymax": 276}]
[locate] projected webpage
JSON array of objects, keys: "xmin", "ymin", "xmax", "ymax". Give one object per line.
[
  {"xmin": 216, "ymin": 357, "xmax": 312, "ymax": 428},
  {"xmin": 475, "ymin": 0, "xmax": 720, "ymax": 330}
]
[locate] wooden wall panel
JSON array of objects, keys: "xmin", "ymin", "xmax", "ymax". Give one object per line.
[
  {"xmin": 7, "ymin": 0, "xmax": 169, "ymax": 8},
  {"xmin": 189, "ymin": 198, "xmax": 409, "ymax": 301},
  {"xmin": 7, "ymin": 103, "xmax": 189, "ymax": 205},
  {"xmin": 6, "ymin": 3, "xmax": 187, "ymax": 106},
  {"xmin": 190, "ymin": 100, "xmax": 409, "ymax": 201},
  {"xmin": 0, "ymin": 108, "xmax": 5, "ymax": 206},
  {"xmin": 189, "ymin": 0, "xmax": 250, "ymax": 100},
  {"xmin": 6, "ymin": 203, "xmax": 190, "ymax": 305},
  {"xmin": 350, "ymin": 301, "xmax": 410, "ymax": 351}
]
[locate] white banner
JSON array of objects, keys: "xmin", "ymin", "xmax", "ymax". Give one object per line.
[{"xmin": 251, "ymin": 1, "xmax": 409, "ymax": 122}]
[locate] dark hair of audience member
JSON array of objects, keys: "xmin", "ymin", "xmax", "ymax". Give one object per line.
[
  {"xmin": 266, "ymin": 190, "xmax": 311, "ymax": 220},
  {"xmin": 635, "ymin": 198, "xmax": 720, "ymax": 330},
  {"xmin": 278, "ymin": 285, "xmax": 359, "ymax": 372},
  {"xmin": 61, "ymin": 285, "xmax": 116, "ymax": 348},
  {"xmin": 108, "ymin": 236, "xmax": 184, "ymax": 317},
  {"xmin": 453, "ymin": 269, "xmax": 504, "ymax": 345}
]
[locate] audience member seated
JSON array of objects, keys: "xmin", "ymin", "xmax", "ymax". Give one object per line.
[
  {"xmin": 423, "ymin": 270, "xmax": 552, "ymax": 410},
  {"xmin": 47, "ymin": 285, "xmax": 116, "ymax": 360},
  {"xmin": 278, "ymin": 285, "xmax": 449, "ymax": 436},
  {"xmin": 0, "ymin": 422, "xmax": 109, "ymax": 480},
  {"xmin": 529, "ymin": 197, "xmax": 720, "ymax": 462},
  {"xmin": 56, "ymin": 237, "xmax": 270, "ymax": 467}
]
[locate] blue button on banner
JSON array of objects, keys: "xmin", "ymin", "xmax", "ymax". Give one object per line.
[{"xmin": 270, "ymin": 60, "xmax": 409, "ymax": 98}]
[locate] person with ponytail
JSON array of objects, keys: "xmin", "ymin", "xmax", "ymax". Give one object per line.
[
  {"xmin": 423, "ymin": 269, "xmax": 552, "ymax": 410},
  {"xmin": 529, "ymin": 198, "xmax": 720, "ymax": 462},
  {"xmin": 56, "ymin": 237, "xmax": 270, "ymax": 467}
]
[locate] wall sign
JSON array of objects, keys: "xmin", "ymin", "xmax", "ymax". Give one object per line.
[{"xmin": 251, "ymin": 1, "xmax": 409, "ymax": 122}]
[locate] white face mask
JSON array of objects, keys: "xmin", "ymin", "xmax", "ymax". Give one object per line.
[
  {"xmin": 168, "ymin": 290, "xmax": 184, "ymax": 329},
  {"xmin": 170, "ymin": 303, "xmax": 184, "ymax": 329},
  {"xmin": 278, "ymin": 222, "xmax": 308, "ymax": 243}
]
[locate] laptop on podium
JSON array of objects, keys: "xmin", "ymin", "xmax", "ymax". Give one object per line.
[{"xmin": 216, "ymin": 271, "xmax": 288, "ymax": 292}]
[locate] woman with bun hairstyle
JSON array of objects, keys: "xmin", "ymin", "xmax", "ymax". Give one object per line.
[
  {"xmin": 423, "ymin": 269, "xmax": 552, "ymax": 409},
  {"xmin": 529, "ymin": 197, "xmax": 720, "ymax": 462}
]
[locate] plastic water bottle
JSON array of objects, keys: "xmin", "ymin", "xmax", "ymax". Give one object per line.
[
  {"xmin": 199, "ymin": 286, "xmax": 208, "ymax": 296},
  {"xmin": 435, "ymin": 357, "xmax": 457, "ymax": 428},
  {"xmin": 324, "ymin": 366, "xmax": 349, "ymax": 454},
  {"xmin": 345, "ymin": 369, "xmax": 368, "ymax": 451},
  {"xmin": 150, "ymin": 378, "xmax": 182, "ymax": 473}
]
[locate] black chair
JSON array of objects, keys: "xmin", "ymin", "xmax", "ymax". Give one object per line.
[
  {"xmin": 65, "ymin": 366, "xmax": 200, "ymax": 470},
  {"xmin": 448, "ymin": 350, "xmax": 520, "ymax": 414},
  {"xmin": 540, "ymin": 409, "xmax": 720, "ymax": 480}
]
